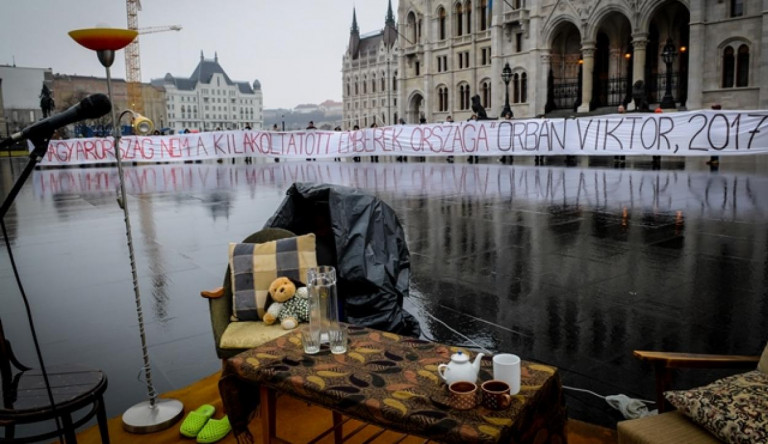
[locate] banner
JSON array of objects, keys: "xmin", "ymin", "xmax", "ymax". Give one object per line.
[{"xmin": 34, "ymin": 110, "xmax": 768, "ymax": 166}]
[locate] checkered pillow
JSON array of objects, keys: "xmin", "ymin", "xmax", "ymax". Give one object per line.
[{"xmin": 229, "ymin": 234, "xmax": 317, "ymax": 321}]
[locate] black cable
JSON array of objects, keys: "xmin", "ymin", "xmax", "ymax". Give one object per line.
[{"xmin": 2, "ymin": 218, "xmax": 65, "ymax": 443}]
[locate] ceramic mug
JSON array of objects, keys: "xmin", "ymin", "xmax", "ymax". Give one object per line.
[
  {"xmin": 448, "ymin": 381, "xmax": 478, "ymax": 410},
  {"xmin": 481, "ymin": 380, "xmax": 513, "ymax": 410},
  {"xmin": 492, "ymin": 353, "xmax": 521, "ymax": 394}
]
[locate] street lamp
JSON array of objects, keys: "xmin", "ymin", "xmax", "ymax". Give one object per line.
[
  {"xmin": 501, "ymin": 62, "xmax": 512, "ymax": 118},
  {"xmin": 660, "ymin": 37, "xmax": 677, "ymax": 109}
]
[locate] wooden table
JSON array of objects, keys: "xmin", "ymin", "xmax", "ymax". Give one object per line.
[{"xmin": 220, "ymin": 325, "xmax": 566, "ymax": 443}]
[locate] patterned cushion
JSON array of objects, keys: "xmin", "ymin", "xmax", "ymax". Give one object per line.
[
  {"xmin": 229, "ymin": 234, "xmax": 317, "ymax": 321},
  {"xmin": 665, "ymin": 370, "xmax": 768, "ymax": 444},
  {"xmin": 758, "ymin": 341, "xmax": 768, "ymax": 374}
]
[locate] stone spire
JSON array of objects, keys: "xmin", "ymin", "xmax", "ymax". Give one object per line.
[
  {"xmin": 351, "ymin": 8, "xmax": 359, "ymax": 35},
  {"xmin": 348, "ymin": 8, "xmax": 360, "ymax": 58},
  {"xmin": 383, "ymin": 0, "xmax": 397, "ymax": 49}
]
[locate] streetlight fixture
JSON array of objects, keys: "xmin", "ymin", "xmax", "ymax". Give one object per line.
[
  {"xmin": 660, "ymin": 37, "xmax": 677, "ymax": 109},
  {"xmin": 501, "ymin": 62, "xmax": 512, "ymax": 118}
]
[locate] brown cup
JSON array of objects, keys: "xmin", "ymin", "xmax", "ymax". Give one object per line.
[
  {"xmin": 481, "ymin": 380, "xmax": 513, "ymax": 410},
  {"xmin": 448, "ymin": 381, "xmax": 478, "ymax": 410}
]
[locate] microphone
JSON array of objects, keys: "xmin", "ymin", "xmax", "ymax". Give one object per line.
[{"xmin": 1, "ymin": 93, "xmax": 112, "ymax": 148}]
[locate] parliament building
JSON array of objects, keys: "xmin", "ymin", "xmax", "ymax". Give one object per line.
[{"xmin": 343, "ymin": 0, "xmax": 767, "ymax": 126}]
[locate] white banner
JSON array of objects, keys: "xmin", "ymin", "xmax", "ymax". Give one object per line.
[{"xmin": 33, "ymin": 110, "xmax": 768, "ymax": 166}]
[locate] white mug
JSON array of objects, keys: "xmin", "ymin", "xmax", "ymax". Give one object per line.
[{"xmin": 492, "ymin": 353, "xmax": 521, "ymax": 395}]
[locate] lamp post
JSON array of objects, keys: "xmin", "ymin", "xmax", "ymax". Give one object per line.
[
  {"xmin": 501, "ymin": 62, "xmax": 512, "ymax": 118},
  {"xmin": 69, "ymin": 27, "xmax": 184, "ymax": 434},
  {"xmin": 660, "ymin": 38, "xmax": 677, "ymax": 109}
]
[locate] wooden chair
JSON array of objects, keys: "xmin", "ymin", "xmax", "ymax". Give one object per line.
[
  {"xmin": 0, "ymin": 318, "xmax": 109, "ymax": 443},
  {"xmin": 617, "ymin": 346, "xmax": 765, "ymax": 444},
  {"xmin": 632, "ymin": 350, "xmax": 760, "ymax": 413}
]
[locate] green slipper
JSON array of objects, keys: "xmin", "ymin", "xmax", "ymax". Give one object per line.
[
  {"xmin": 180, "ymin": 404, "xmax": 216, "ymax": 438},
  {"xmin": 196, "ymin": 415, "xmax": 231, "ymax": 444}
]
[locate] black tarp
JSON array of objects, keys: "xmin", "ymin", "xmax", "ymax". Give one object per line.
[{"xmin": 265, "ymin": 183, "xmax": 421, "ymax": 337}]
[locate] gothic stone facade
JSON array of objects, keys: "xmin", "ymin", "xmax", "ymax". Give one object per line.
[{"xmin": 359, "ymin": 0, "xmax": 767, "ymax": 123}]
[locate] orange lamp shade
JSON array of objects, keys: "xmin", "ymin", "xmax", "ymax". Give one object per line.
[{"xmin": 69, "ymin": 28, "xmax": 138, "ymax": 51}]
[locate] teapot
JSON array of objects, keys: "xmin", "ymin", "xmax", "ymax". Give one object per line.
[{"xmin": 437, "ymin": 351, "xmax": 485, "ymax": 385}]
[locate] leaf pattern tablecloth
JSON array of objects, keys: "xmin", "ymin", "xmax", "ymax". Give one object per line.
[{"xmin": 220, "ymin": 324, "xmax": 567, "ymax": 443}]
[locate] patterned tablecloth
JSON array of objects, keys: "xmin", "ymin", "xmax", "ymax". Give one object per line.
[{"xmin": 220, "ymin": 324, "xmax": 567, "ymax": 443}]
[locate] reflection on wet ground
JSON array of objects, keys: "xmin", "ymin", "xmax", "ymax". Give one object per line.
[{"xmin": 1, "ymin": 156, "xmax": 767, "ymax": 429}]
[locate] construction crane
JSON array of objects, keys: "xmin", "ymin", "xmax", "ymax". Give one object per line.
[{"xmin": 125, "ymin": 0, "xmax": 181, "ymax": 113}]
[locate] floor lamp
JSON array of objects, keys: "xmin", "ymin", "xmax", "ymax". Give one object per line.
[{"xmin": 69, "ymin": 27, "xmax": 184, "ymax": 433}]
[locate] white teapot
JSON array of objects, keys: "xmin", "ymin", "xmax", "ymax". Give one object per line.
[{"xmin": 437, "ymin": 351, "xmax": 485, "ymax": 385}]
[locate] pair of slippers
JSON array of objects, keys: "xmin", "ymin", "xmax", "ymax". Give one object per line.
[{"xmin": 180, "ymin": 404, "xmax": 231, "ymax": 443}]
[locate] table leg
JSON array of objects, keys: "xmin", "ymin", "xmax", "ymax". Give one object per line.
[
  {"xmin": 332, "ymin": 411, "xmax": 343, "ymax": 444},
  {"xmin": 260, "ymin": 386, "xmax": 277, "ymax": 444}
]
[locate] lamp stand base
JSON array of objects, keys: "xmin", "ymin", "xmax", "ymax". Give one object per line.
[{"xmin": 122, "ymin": 398, "xmax": 184, "ymax": 434}]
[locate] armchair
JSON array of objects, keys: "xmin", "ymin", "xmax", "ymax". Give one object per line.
[
  {"xmin": 618, "ymin": 343, "xmax": 767, "ymax": 444},
  {"xmin": 200, "ymin": 228, "xmax": 297, "ymax": 361}
]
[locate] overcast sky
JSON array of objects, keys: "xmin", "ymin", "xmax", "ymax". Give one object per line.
[{"xmin": 0, "ymin": 0, "xmax": 397, "ymax": 110}]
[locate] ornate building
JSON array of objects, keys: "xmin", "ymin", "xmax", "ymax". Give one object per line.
[
  {"xmin": 153, "ymin": 52, "xmax": 263, "ymax": 133},
  {"xmin": 362, "ymin": 0, "xmax": 767, "ymax": 123},
  {"xmin": 342, "ymin": 1, "xmax": 399, "ymax": 129}
]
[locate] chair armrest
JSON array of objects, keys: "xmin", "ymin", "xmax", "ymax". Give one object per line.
[
  {"xmin": 201, "ymin": 287, "xmax": 225, "ymax": 299},
  {"xmin": 634, "ymin": 350, "xmax": 760, "ymax": 369},
  {"xmin": 633, "ymin": 350, "xmax": 760, "ymax": 412}
]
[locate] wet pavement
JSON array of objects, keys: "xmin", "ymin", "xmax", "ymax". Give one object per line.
[{"xmin": 1, "ymin": 154, "xmax": 767, "ymax": 430}]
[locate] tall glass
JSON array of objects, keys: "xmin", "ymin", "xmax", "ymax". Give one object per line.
[{"xmin": 307, "ymin": 266, "xmax": 339, "ymax": 343}]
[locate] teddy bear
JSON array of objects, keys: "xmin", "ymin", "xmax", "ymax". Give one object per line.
[{"xmin": 263, "ymin": 277, "xmax": 310, "ymax": 330}]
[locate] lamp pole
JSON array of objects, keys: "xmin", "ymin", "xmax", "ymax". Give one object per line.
[
  {"xmin": 501, "ymin": 62, "xmax": 512, "ymax": 117},
  {"xmin": 660, "ymin": 38, "xmax": 677, "ymax": 109}
]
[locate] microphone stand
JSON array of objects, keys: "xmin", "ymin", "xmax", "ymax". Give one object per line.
[{"xmin": 0, "ymin": 137, "xmax": 50, "ymax": 219}]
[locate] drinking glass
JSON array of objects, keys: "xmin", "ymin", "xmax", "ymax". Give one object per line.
[{"xmin": 329, "ymin": 325, "xmax": 348, "ymax": 354}]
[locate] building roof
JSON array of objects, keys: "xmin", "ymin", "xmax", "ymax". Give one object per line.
[
  {"xmin": 357, "ymin": 31, "xmax": 383, "ymax": 57},
  {"xmin": 151, "ymin": 52, "xmax": 257, "ymax": 94}
]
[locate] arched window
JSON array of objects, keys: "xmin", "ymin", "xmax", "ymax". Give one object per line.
[
  {"xmin": 372, "ymin": 74, "xmax": 377, "ymax": 93},
  {"xmin": 407, "ymin": 12, "xmax": 417, "ymax": 44},
  {"xmin": 437, "ymin": 86, "xmax": 449, "ymax": 112},
  {"xmin": 381, "ymin": 72, "xmax": 386, "ymax": 91},
  {"xmin": 480, "ymin": 0, "xmax": 488, "ymax": 31},
  {"xmin": 438, "ymin": 7, "xmax": 447, "ymax": 40},
  {"xmin": 355, "ymin": 77, "xmax": 359, "ymax": 95},
  {"xmin": 513, "ymin": 73, "xmax": 520, "ymax": 103},
  {"xmin": 481, "ymin": 80, "xmax": 491, "ymax": 108},
  {"xmin": 346, "ymin": 81, "xmax": 350, "ymax": 96},
  {"xmin": 465, "ymin": 1, "xmax": 472, "ymax": 34},
  {"xmin": 393, "ymin": 71, "xmax": 398, "ymax": 91},
  {"xmin": 722, "ymin": 46, "xmax": 735, "ymax": 88},
  {"xmin": 521, "ymin": 73, "xmax": 528, "ymax": 103},
  {"xmin": 363, "ymin": 75, "xmax": 368, "ymax": 94},
  {"xmin": 458, "ymin": 83, "xmax": 470, "ymax": 110},
  {"xmin": 455, "ymin": 3, "xmax": 463, "ymax": 36},
  {"xmin": 736, "ymin": 44, "xmax": 749, "ymax": 86}
]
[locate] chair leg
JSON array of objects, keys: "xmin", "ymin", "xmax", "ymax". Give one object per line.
[
  {"xmin": 96, "ymin": 396, "xmax": 110, "ymax": 444},
  {"xmin": 61, "ymin": 413, "xmax": 77, "ymax": 443}
]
